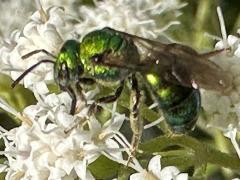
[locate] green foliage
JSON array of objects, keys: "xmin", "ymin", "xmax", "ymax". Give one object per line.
[
  {"xmin": 89, "ymin": 156, "xmax": 120, "ymax": 179},
  {"xmin": 0, "ymin": 75, "xmax": 35, "ymax": 126}
]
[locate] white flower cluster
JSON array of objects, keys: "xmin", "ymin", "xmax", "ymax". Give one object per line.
[
  {"xmin": 0, "ymin": 0, "xmax": 78, "ymax": 40},
  {"xmin": 0, "ymin": 0, "xmax": 35, "ymax": 41},
  {"xmin": 200, "ymin": 7, "xmax": 240, "ymax": 158},
  {"xmin": 75, "ymin": 0, "xmax": 187, "ymax": 40},
  {"xmin": 0, "ymin": 7, "xmax": 66, "ymax": 93},
  {"xmin": 201, "ymin": 54, "xmax": 240, "ymax": 158},
  {"xmin": 0, "ymin": 0, "xmax": 189, "ymax": 179},
  {"xmin": 0, "ymin": 90, "xmax": 133, "ymax": 179}
]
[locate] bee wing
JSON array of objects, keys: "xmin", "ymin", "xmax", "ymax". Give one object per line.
[
  {"xmin": 169, "ymin": 54, "xmax": 233, "ymax": 93},
  {"xmin": 98, "ymin": 28, "xmax": 233, "ymax": 93}
]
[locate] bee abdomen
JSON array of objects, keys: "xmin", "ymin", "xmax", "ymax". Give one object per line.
[{"xmin": 163, "ymin": 89, "xmax": 201, "ymax": 133}]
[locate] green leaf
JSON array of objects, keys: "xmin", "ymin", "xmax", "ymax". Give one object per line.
[
  {"xmin": 88, "ymin": 155, "xmax": 120, "ymax": 179},
  {"xmin": 0, "ymin": 75, "xmax": 35, "ymax": 112},
  {"xmin": 140, "ymin": 135, "xmax": 240, "ymax": 171}
]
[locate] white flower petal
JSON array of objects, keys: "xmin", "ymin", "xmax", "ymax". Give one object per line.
[
  {"xmin": 175, "ymin": 173, "xmax": 188, "ymax": 180},
  {"xmin": 55, "ymin": 158, "xmax": 74, "ymax": 175},
  {"xmin": 159, "ymin": 166, "xmax": 180, "ymax": 180},
  {"xmin": 56, "ymin": 111, "xmax": 75, "ymax": 128},
  {"xmin": 85, "ymin": 170, "xmax": 96, "ymax": 180},
  {"xmin": 89, "ymin": 117, "xmax": 102, "ymax": 131},
  {"xmin": 34, "ymin": 82, "xmax": 49, "ymax": 94},
  {"xmin": 224, "ymin": 126, "xmax": 240, "ymax": 158},
  {"xmin": 74, "ymin": 160, "xmax": 87, "ymax": 180},
  {"xmin": 130, "ymin": 172, "xmax": 147, "ymax": 180},
  {"xmin": 234, "ymin": 44, "xmax": 240, "ymax": 57},
  {"xmin": 48, "ymin": 167, "xmax": 66, "ymax": 180},
  {"xmin": 105, "ymin": 139, "xmax": 123, "ymax": 160},
  {"xmin": 148, "ymin": 155, "xmax": 162, "ymax": 177},
  {"xmin": 104, "ymin": 114, "xmax": 125, "ymax": 132},
  {"xmin": 228, "ymin": 35, "xmax": 239, "ymax": 46},
  {"xmin": 215, "ymin": 40, "xmax": 224, "ymax": 49},
  {"xmin": 47, "ymin": 7, "xmax": 66, "ymax": 26},
  {"xmin": 0, "ymin": 164, "xmax": 8, "ymax": 173}
]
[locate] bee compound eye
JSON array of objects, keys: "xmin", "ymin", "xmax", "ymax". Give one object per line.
[
  {"xmin": 78, "ymin": 65, "xmax": 84, "ymax": 74},
  {"xmin": 91, "ymin": 54, "xmax": 104, "ymax": 64}
]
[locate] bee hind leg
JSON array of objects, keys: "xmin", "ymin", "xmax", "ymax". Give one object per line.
[{"xmin": 127, "ymin": 74, "xmax": 143, "ymax": 166}]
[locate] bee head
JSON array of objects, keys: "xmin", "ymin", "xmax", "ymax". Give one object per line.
[
  {"xmin": 11, "ymin": 39, "xmax": 83, "ymax": 91},
  {"xmin": 54, "ymin": 40, "xmax": 83, "ymax": 89}
]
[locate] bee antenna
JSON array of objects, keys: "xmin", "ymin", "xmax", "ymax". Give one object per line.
[
  {"xmin": 11, "ymin": 59, "xmax": 54, "ymax": 88},
  {"xmin": 22, "ymin": 49, "xmax": 57, "ymax": 59}
]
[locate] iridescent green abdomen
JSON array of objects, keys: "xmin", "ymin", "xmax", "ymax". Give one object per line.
[
  {"xmin": 146, "ymin": 73, "xmax": 201, "ymax": 133},
  {"xmin": 163, "ymin": 89, "xmax": 200, "ymax": 133},
  {"xmin": 80, "ymin": 28, "xmax": 139, "ymax": 82}
]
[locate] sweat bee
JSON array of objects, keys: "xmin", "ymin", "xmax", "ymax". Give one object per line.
[{"xmin": 12, "ymin": 27, "xmax": 232, "ymax": 162}]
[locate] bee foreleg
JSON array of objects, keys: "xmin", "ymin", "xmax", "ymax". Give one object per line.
[
  {"xmin": 75, "ymin": 82, "xmax": 87, "ymax": 106},
  {"xmin": 88, "ymin": 81, "xmax": 125, "ymax": 116},
  {"xmin": 96, "ymin": 81, "xmax": 124, "ymax": 103},
  {"xmin": 64, "ymin": 86, "xmax": 77, "ymax": 115},
  {"xmin": 76, "ymin": 78, "xmax": 96, "ymax": 107},
  {"xmin": 127, "ymin": 74, "xmax": 142, "ymax": 165}
]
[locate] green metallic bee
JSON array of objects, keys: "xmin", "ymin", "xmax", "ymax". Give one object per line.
[
  {"xmin": 12, "ymin": 27, "xmax": 232, "ymax": 161},
  {"xmin": 79, "ymin": 27, "xmax": 232, "ymax": 132}
]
